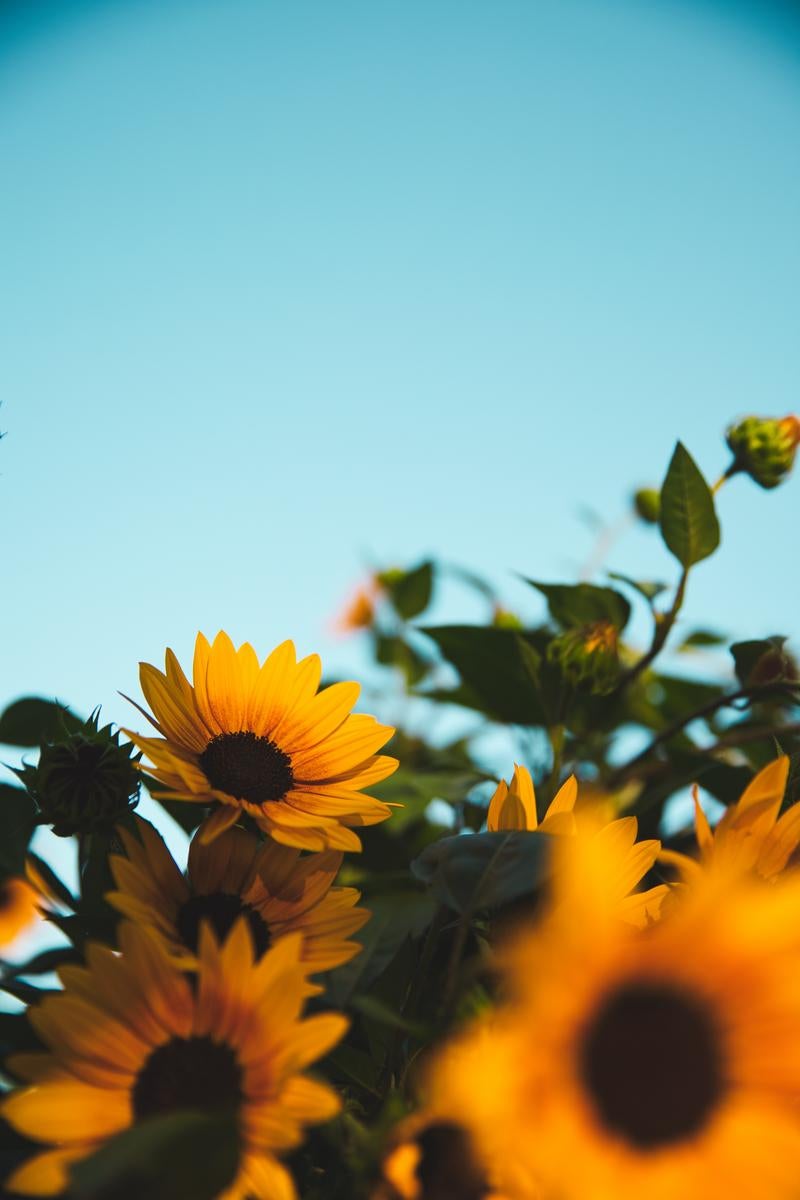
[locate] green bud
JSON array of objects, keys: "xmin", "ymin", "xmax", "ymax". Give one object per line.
[
  {"xmin": 492, "ymin": 606, "xmax": 524, "ymax": 630},
  {"xmin": 547, "ymin": 620, "xmax": 620, "ymax": 695},
  {"xmin": 633, "ymin": 487, "xmax": 660, "ymax": 524},
  {"xmin": 725, "ymin": 414, "xmax": 800, "ymax": 489},
  {"xmin": 15, "ymin": 711, "xmax": 140, "ymax": 837}
]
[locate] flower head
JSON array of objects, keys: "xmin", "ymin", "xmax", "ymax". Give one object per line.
[
  {"xmin": 425, "ymin": 846, "xmax": 800, "ymax": 1200},
  {"xmin": 3, "ymin": 922, "xmax": 346, "ymax": 1198},
  {"xmin": 661, "ymin": 756, "xmax": 800, "ymax": 883},
  {"xmin": 15, "ymin": 712, "xmax": 140, "ymax": 837},
  {"xmin": 107, "ymin": 816, "xmax": 369, "ymax": 979},
  {"xmin": 126, "ymin": 632, "xmax": 397, "ymax": 849},
  {"xmin": 547, "ymin": 620, "xmax": 620, "ymax": 694},
  {"xmin": 725, "ymin": 414, "xmax": 800, "ymax": 489},
  {"xmin": 487, "ymin": 765, "xmax": 668, "ymax": 927}
]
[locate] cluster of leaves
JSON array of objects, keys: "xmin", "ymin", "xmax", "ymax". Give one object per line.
[{"xmin": 1, "ymin": 430, "xmax": 799, "ymax": 1198}]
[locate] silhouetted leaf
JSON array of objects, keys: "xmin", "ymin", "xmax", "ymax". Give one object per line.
[
  {"xmin": 0, "ymin": 784, "xmax": 36, "ymax": 881},
  {"xmin": 71, "ymin": 1111, "xmax": 239, "ymax": 1200},
  {"xmin": 411, "ymin": 830, "xmax": 550, "ymax": 914},
  {"xmin": 0, "ymin": 697, "xmax": 82, "ymax": 747},
  {"xmin": 526, "ymin": 581, "xmax": 631, "ymax": 631}
]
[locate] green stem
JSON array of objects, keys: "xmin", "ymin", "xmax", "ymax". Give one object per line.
[
  {"xmin": 619, "ymin": 566, "xmax": 689, "ymax": 690},
  {"xmin": 547, "ymin": 724, "xmax": 566, "ymax": 798}
]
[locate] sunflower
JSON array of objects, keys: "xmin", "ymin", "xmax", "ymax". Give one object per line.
[
  {"xmin": 426, "ymin": 847, "xmax": 800, "ymax": 1200},
  {"xmin": 376, "ymin": 1113, "xmax": 510, "ymax": 1200},
  {"xmin": 107, "ymin": 815, "xmax": 369, "ymax": 977},
  {"xmin": 125, "ymin": 631, "xmax": 397, "ymax": 849},
  {"xmin": 0, "ymin": 877, "xmax": 40, "ymax": 949},
  {"xmin": 3, "ymin": 921, "xmax": 347, "ymax": 1199},
  {"xmin": 661, "ymin": 755, "xmax": 800, "ymax": 882},
  {"xmin": 487, "ymin": 765, "xmax": 669, "ymax": 926}
]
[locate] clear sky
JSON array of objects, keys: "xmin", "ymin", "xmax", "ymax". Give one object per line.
[{"xmin": 2, "ymin": 0, "xmax": 799, "ymax": 733}]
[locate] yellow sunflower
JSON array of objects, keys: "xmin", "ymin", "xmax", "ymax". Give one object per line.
[
  {"xmin": 107, "ymin": 816, "xmax": 369, "ymax": 977},
  {"xmin": 426, "ymin": 847, "xmax": 800, "ymax": 1200},
  {"xmin": 375, "ymin": 1113, "xmax": 510, "ymax": 1200},
  {"xmin": 487, "ymin": 765, "xmax": 669, "ymax": 927},
  {"xmin": 0, "ymin": 876, "xmax": 40, "ymax": 949},
  {"xmin": 3, "ymin": 921, "xmax": 346, "ymax": 1199},
  {"xmin": 661, "ymin": 755, "xmax": 800, "ymax": 882},
  {"xmin": 126, "ymin": 631, "xmax": 397, "ymax": 849}
]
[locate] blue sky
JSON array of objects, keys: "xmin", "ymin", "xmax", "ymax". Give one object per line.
[{"xmin": 2, "ymin": 0, "xmax": 799, "ymax": 734}]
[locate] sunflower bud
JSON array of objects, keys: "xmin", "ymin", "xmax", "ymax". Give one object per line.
[
  {"xmin": 491, "ymin": 605, "xmax": 523, "ymax": 630},
  {"xmin": 633, "ymin": 487, "xmax": 660, "ymax": 524},
  {"xmin": 15, "ymin": 712, "xmax": 140, "ymax": 837},
  {"xmin": 725, "ymin": 414, "xmax": 800, "ymax": 489},
  {"xmin": 547, "ymin": 620, "xmax": 620, "ymax": 695}
]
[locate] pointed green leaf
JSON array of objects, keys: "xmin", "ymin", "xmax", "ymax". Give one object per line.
[
  {"xmin": 659, "ymin": 442, "xmax": 720, "ymax": 567},
  {"xmin": 526, "ymin": 581, "xmax": 631, "ymax": 631}
]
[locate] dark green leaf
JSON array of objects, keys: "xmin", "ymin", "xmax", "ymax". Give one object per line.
[
  {"xmin": 411, "ymin": 830, "xmax": 551, "ymax": 914},
  {"xmin": 0, "ymin": 784, "xmax": 36, "ymax": 881},
  {"xmin": 730, "ymin": 637, "xmax": 790, "ymax": 686},
  {"xmin": 419, "ymin": 626, "xmax": 549, "ymax": 724},
  {"xmin": 25, "ymin": 852, "xmax": 78, "ymax": 910},
  {"xmin": 526, "ymin": 581, "xmax": 631, "ymax": 631},
  {"xmin": 0, "ymin": 697, "xmax": 82, "ymax": 747},
  {"xmin": 1, "ymin": 947, "xmax": 78, "ymax": 981},
  {"xmin": 659, "ymin": 442, "xmax": 720, "ymax": 567},
  {"xmin": 325, "ymin": 893, "xmax": 435, "ymax": 1005},
  {"xmin": 387, "ymin": 561, "xmax": 434, "ymax": 620},
  {"xmin": 374, "ymin": 635, "xmax": 430, "ymax": 685},
  {"xmin": 678, "ymin": 629, "xmax": 727, "ymax": 650},
  {"xmin": 70, "ymin": 1110, "xmax": 239, "ymax": 1200}
]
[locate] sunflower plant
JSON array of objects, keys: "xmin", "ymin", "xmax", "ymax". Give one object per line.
[{"xmin": 1, "ymin": 415, "xmax": 800, "ymax": 1200}]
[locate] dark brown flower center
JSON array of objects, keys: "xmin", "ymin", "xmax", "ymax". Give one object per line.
[
  {"xmin": 578, "ymin": 980, "xmax": 726, "ymax": 1149},
  {"xmin": 199, "ymin": 731, "xmax": 294, "ymax": 804},
  {"xmin": 132, "ymin": 1036, "xmax": 242, "ymax": 1120},
  {"xmin": 412, "ymin": 1122, "xmax": 491, "ymax": 1200},
  {"xmin": 177, "ymin": 892, "xmax": 272, "ymax": 959}
]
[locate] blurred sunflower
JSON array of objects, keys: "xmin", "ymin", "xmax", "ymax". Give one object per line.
[
  {"xmin": 660, "ymin": 756, "xmax": 800, "ymax": 882},
  {"xmin": 107, "ymin": 816, "xmax": 369, "ymax": 977},
  {"xmin": 426, "ymin": 850, "xmax": 800, "ymax": 1200},
  {"xmin": 3, "ymin": 922, "xmax": 346, "ymax": 1199},
  {"xmin": 376, "ymin": 1114, "xmax": 510, "ymax": 1200},
  {"xmin": 126, "ymin": 631, "xmax": 397, "ymax": 849},
  {"xmin": 0, "ymin": 877, "xmax": 40, "ymax": 949},
  {"xmin": 487, "ymin": 765, "xmax": 669, "ymax": 926}
]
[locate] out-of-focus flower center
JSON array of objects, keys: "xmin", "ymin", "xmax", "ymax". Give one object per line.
[
  {"xmin": 199, "ymin": 731, "xmax": 294, "ymax": 804},
  {"xmin": 132, "ymin": 1036, "xmax": 243, "ymax": 1119},
  {"xmin": 578, "ymin": 981, "xmax": 725, "ymax": 1149},
  {"xmin": 176, "ymin": 891, "xmax": 272, "ymax": 958}
]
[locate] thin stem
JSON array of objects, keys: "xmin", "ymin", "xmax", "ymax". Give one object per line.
[
  {"xmin": 546, "ymin": 724, "xmax": 566, "ymax": 799},
  {"xmin": 618, "ymin": 566, "xmax": 689, "ymax": 691}
]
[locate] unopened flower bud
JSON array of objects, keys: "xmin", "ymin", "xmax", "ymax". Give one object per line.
[
  {"xmin": 547, "ymin": 620, "xmax": 620, "ymax": 695},
  {"xmin": 725, "ymin": 414, "xmax": 800, "ymax": 489},
  {"xmin": 492, "ymin": 605, "xmax": 524, "ymax": 630},
  {"xmin": 15, "ymin": 712, "xmax": 140, "ymax": 837},
  {"xmin": 633, "ymin": 488, "xmax": 660, "ymax": 524}
]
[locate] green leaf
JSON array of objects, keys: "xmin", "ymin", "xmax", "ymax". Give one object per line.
[
  {"xmin": 419, "ymin": 626, "xmax": 549, "ymax": 724},
  {"xmin": 0, "ymin": 784, "xmax": 36, "ymax": 881},
  {"xmin": 0, "ymin": 947, "xmax": 79, "ymax": 980},
  {"xmin": 411, "ymin": 830, "xmax": 551, "ymax": 914},
  {"xmin": 730, "ymin": 637, "xmax": 791, "ymax": 686},
  {"xmin": 0, "ymin": 697, "xmax": 82, "ymax": 747},
  {"xmin": 678, "ymin": 629, "xmax": 727, "ymax": 650},
  {"xmin": 325, "ymin": 893, "xmax": 435, "ymax": 1005},
  {"xmin": 526, "ymin": 581, "xmax": 631, "ymax": 631},
  {"xmin": 386, "ymin": 561, "xmax": 434, "ymax": 619},
  {"xmin": 659, "ymin": 442, "xmax": 720, "ymax": 567},
  {"xmin": 70, "ymin": 1110, "xmax": 239, "ymax": 1200},
  {"xmin": 25, "ymin": 852, "xmax": 78, "ymax": 910}
]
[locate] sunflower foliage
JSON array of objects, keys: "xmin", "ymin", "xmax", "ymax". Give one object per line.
[{"xmin": 1, "ymin": 417, "xmax": 800, "ymax": 1200}]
